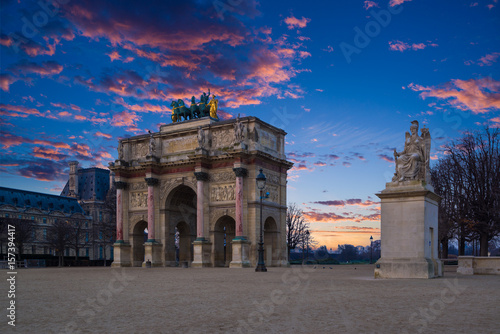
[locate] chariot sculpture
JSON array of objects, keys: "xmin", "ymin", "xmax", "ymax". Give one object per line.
[{"xmin": 171, "ymin": 89, "xmax": 219, "ymax": 122}]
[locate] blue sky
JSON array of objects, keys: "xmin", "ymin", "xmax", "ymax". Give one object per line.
[{"xmin": 1, "ymin": 0, "xmax": 499, "ymax": 249}]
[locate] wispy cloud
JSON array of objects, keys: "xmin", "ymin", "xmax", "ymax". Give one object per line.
[
  {"xmin": 284, "ymin": 16, "xmax": 311, "ymax": 29},
  {"xmin": 408, "ymin": 78, "xmax": 500, "ymax": 114},
  {"xmin": 389, "ymin": 40, "xmax": 438, "ymax": 52}
]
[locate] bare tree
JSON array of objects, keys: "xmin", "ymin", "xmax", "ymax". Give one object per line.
[
  {"xmin": 0, "ymin": 217, "xmax": 34, "ymax": 259},
  {"xmin": 432, "ymin": 127, "xmax": 500, "ymax": 256},
  {"xmin": 286, "ymin": 203, "xmax": 311, "ymax": 260},
  {"xmin": 96, "ymin": 186, "xmax": 117, "ymax": 265},
  {"xmin": 46, "ymin": 219, "xmax": 72, "ymax": 266},
  {"xmin": 67, "ymin": 219, "xmax": 90, "ymax": 263}
]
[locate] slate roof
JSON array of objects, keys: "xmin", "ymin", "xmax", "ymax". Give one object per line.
[
  {"xmin": 60, "ymin": 167, "xmax": 110, "ymax": 201},
  {"xmin": 0, "ymin": 186, "xmax": 85, "ymax": 214}
]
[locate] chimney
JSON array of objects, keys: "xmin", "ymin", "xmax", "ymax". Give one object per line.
[{"xmin": 69, "ymin": 161, "xmax": 79, "ymax": 198}]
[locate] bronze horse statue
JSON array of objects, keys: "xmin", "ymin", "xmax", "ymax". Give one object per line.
[
  {"xmin": 170, "ymin": 99, "xmax": 193, "ymax": 122},
  {"xmin": 170, "ymin": 90, "xmax": 212, "ymax": 122}
]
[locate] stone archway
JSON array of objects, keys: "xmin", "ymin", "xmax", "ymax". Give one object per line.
[
  {"xmin": 264, "ymin": 217, "xmax": 279, "ymax": 266},
  {"xmin": 213, "ymin": 216, "xmax": 235, "ymax": 267},
  {"xmin": 164, "ymin": 184, "xmax": 197, "ymax": 266},
  {"xmin": 131, "ymin": 220, "xmax": 148, "ymax": 267}
]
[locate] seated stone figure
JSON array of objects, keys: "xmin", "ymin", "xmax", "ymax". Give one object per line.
[{"xmin": 392, "ymin": 120, "xmax": 431, "ymax": 182}]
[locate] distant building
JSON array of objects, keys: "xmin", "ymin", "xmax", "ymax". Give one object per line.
[
  {"xmin": 0, "ymin": 186, "xmax": 91, "ymax": 258},
  {"xmin": 60, "ymin": 161, "xmax": 115, "ymax": 260}
]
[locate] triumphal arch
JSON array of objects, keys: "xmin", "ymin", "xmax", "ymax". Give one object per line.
[{"xmin": 110, "ymin": 95, "xmax": 292, "ymax": 268}]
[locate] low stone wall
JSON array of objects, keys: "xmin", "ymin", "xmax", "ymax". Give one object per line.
[{"xmin": 457, "ymin": 256, "xmax": 500, "ymax": 275}]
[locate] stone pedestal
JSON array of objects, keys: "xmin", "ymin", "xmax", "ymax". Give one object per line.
[
  {"xmin": 374, "ymin": 180, "xmax": 442, "ymax": 279},
  {"xmin": 192, "ymin": 239, "xmax": 212, "ymax": 268},
  {"xmin": 111, "ymin": 242, "xmax": 131, "ymax": 267},
  {"xmin": 229, "ymin": 237, "xmax": 251, "ymax": 268},
  {"xmin": 143, "ymin": 242, "xmax": 163, "ymax": 267}
]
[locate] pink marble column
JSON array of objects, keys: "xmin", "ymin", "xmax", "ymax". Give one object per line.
[
  {"xmin": 194, "ymin": 172, "xmax": 209, "ymax": 240},
  {"xmin": 115, "ymin": 181, "xmax": 127, "ymax": 243},
  {"xmin": 145, "ymin": 178, "xmax": 158, "ymax": 242},
  {"xmin": 233, "ymin": 168, "xmax": 247, "ymax": 237}
]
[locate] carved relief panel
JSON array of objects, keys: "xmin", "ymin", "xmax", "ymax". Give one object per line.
[
  {"xmin": 212, "ymin": 129, "xmax": 234, "ymax": 148},
  {"xmin": 210, "ymin": 184, "xmax": 235, "ymax": 202},
  {"xmin": 130, "ymin": 192, "xmax": 147, "ymax": 208},
  {"xmin": 210, "ymin": 171, "xmax": 235, "ymax": 183},
  {"xmin": 162, "ymin": 135, "xmax": 197, "ymax": 154},
  {"xmin": 132, "ymin": 141, "xmax": 148, "ymax": 159}
]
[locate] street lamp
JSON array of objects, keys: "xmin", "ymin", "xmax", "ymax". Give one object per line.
[
  {"xmin": 255, "ymin": 169, "xmax": 267, "ymax": 272},
  {"xmin": 305, "ymin": 230, "xmax": 310, "ymax": 263},
  {"xmin": 370, "ymin": 235, "xmax": 373, "ymax": 264}
]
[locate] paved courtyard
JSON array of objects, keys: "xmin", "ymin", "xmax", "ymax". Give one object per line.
[{"xmin": 2, "ymin": 265, "xmax": 499, "ymax": 333}]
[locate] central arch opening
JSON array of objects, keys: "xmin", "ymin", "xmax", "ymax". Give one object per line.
[
  {"xmin": 165, "ymin": 185, "xmax": 197, "ymax": 266},
  {"xmin": 214, "ymin": 215, "xmax": 235, "ymax": 267}
]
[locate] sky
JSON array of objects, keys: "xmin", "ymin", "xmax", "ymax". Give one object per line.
[{"xmin": 1, "ymin": 0, "xmax": 499, "ymax": 251}]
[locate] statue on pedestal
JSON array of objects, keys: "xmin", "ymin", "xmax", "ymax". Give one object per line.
[
  {"xmin": 148, "ymin": 130, "xmax": 156, "ymax": 156},
  {"xmin": 392, "ymin": 120, "xmax": 431, "ymax": 183},
  {"xmin": 197, "ymin": 126, "xmax": 205, "ymax": 148},
  {"xmin": 208, "ymin": 95, "xmax": 219, "ymax": 120},
  {"xmin": 234, "ymin": 114, "xmax": 245, "ymax": 143}
]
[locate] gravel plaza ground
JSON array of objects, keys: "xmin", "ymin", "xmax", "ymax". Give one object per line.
[{"xmin": 2, "ymin": 264, "xmax": 499, "ymax": 334}]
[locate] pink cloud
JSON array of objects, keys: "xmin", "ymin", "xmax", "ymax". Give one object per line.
[
  {"xmin": 111, "ymin": 110, "xmax": 141, "ymax": 128},
  {"xmin": 284, "ymin": 16, "xmax": 311, "ymax": 29},
  {"xmin": 0, "ymin": 104, "xmax": 43, "ymax": 118},
  {"xmin": 378, "ymin": 154, "xmax": 394, "ymax": 163},
  {"xmin": 389, "ymin": 40, "xmax": 437, "ymax": 52},
  {"xmin": 107, "ymin": 50, "xmax": 121, "ymax": 62},
  {"xmin": 10, "ymin": 61, "xmax": 63, "ymax": 76},
  {"xmin": 94, "ymin": 131, "xmax": 112, "ymax": 139},
  {"xmin": 299, "ymin": 51, "xmax": 311, "ymax": 58},
  {"xmin": 389, "ymin": 0, "xmax": 412, "ymax": 6},
  {"xmin": 364, "ymin": 1, "xmax": 379, "ymax": 10},
  {"xmin": 478, "ymin": 52, "xmax": 500, "ymax": 66},
  {"xmin": 0, "ymin": 74, "xmax": 20, "ymax": 92},
  {"xmin": 408, "ymin": 78, "xmax": 500, "ymax": 114}
]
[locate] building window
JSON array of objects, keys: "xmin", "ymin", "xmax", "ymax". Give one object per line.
[
  {"xmin": 43, "ymin": 217, "xmax": 47, "ymax": 224},
  {"xmin": 31, "ymin": 216, "xmax": 35, "ymax": 220},
  {"xmin": 99, "ymin": 246, "xmax": 103, "ymax": 259},
  {"xmin": 44, "ymin": 247, "xmax": 48, "ymax": 255},
  {"xmin": 85, "ymin": 221, "xmax": 88, "ymax": 228},
  {"xmin": 32, "ymin": 230, "xmax": 36, "ymax": 239},
  {"xmin": 110, "ymin": 246, "xmax": 114, "ymax": 260},
  {"xmin": 85, "ymin": 248, "xmax": 89, "ymax": 257},
  {"xmin": 5, "ymin": 213, "xmax": 9, "ymax": 218},
  {"xmin": 85, "ymin": 232, "xmax": 89, "ymax": 242},
  {"xmin": 65, "ymin": 248, "xmax": 70, "ymax": 256},
  {"xmin": 18, "ymin": 215, "xmax": 22, "ymax": 219},
  {"xmin": 99, "ymin": 211, "xmax": 102, "ymax": 221},
  {"xmin": 32, "ymin": 245, "xmax": 36, "ymax": 254},
  {"xmin": 43, "ymin": 229, "xmax": 47, "ymax": 240},
  {"xmin": 99, "ymin": 231, "xmax": 103, "ymax": 240}
]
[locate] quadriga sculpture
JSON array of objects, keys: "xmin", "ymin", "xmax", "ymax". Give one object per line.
[{"xmin": 170, "ymin": 89, "xmax": 218, "ymax": 122}]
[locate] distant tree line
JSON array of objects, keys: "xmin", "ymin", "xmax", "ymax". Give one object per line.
[{"xmin": 430, "ymin": 127, "xmax": 500, "ymax": 257}]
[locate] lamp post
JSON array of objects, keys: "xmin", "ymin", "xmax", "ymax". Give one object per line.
[
  {"xmin": 305, "ymin": 230, "xmax": 310, "ymax": 263},
  {"xmin": 255, "ymin": 169, "xmax": 267, "ymax": 272},
  {"xmin": 370, "ymin": 235, "xmax": 373, "ymax": 264}
]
